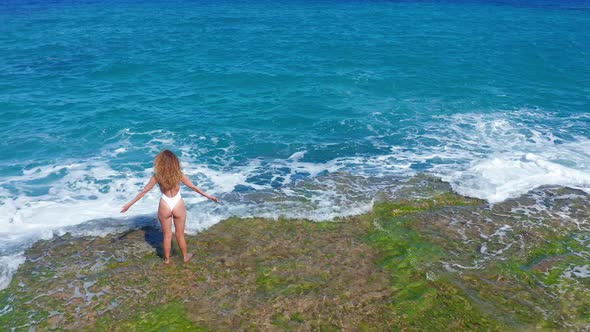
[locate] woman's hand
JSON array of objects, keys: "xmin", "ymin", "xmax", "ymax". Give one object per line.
[
  {"xmin": 121, "ymin": 204, "xmax": 131, "ymax": 213},
  {"xmin": 208, "ymin": 196, "xmax": 221, "ymax": 204}
]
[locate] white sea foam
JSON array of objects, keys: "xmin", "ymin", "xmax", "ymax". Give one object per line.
[
  {"xmin": 434, "ymin": 111, "xmax": 590, "ymax": 202},
  {"xmin": 0, "ymin": 253, "xmax": 26, "ymax": 290},
  {"xmin": 288, "ymin": 150, "xmax": 306, "ymax": 161},
  {"xmin": 450, "ymin": 152, "xmax": 590, "ymax": 203},
  {"xmin": 378, "ymin": 110, "xmax": 590, "ymax": 203}
]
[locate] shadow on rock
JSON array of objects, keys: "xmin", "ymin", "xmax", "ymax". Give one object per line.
[{"xmin": 142, "ymin": 226, "xmax": 164, "ymax": 258}]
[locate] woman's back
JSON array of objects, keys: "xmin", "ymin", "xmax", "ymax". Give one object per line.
[{"xmin": 159, "ymin": 182, "xmax": 181, "ymax": 198}]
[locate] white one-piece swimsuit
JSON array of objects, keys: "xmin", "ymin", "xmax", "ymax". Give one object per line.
[{"xmin": 161, "ymin": 191, "xmax": 182, "ymax": 210}]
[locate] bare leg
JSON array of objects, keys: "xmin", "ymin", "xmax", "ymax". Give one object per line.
[
  {"xmin": 172, "ymin": 199, "xmax": 192, "ymax": 262},
  {"xmin": 158, "ymin": 199, "xmax": 173, "ymax": 264}
]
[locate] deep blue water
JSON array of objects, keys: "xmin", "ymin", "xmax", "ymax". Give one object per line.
[{"xmin": 0, "ymin": 0, "xmax": 589, "ymax": 287}]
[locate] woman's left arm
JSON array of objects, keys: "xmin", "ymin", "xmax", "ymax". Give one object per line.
[{"xmin": 121, "ymin": 176, "xmax": 157, "ymax": 213}]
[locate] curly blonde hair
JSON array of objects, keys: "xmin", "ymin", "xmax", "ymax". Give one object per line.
[{"xmin": 154, "ymin": 150, "xmax": 183, "ymax": 191}]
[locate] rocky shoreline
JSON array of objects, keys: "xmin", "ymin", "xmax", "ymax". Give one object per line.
[{"xmin": 1, "ymin": 176, "xmax": 589, "ymax": 331}]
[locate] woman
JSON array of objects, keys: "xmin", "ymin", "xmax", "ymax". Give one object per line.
[{"xmin": 121, "ymin": 150, "xmax": 220, "ymax": 264}]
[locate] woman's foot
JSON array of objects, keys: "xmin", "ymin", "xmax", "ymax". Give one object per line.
[
  {"xmin": 183, "ymin": 253, "xmax": 194, "ymax": 263},
  {"xmin": 163, "ymin": 258, "xmax": 171, "ymax": 265}
]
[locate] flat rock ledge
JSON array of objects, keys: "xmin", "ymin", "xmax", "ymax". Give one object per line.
[{"xmin": 2, "ymin": 176, "xmax": 589, "ymax": 331}]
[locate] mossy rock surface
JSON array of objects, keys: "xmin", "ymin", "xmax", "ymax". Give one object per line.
[{"xmin": 2, "ymin": 176, "xmax": 589, "ymax": 331}]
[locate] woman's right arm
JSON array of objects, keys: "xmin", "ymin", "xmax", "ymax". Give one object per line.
[
  {"xmin": 121, "ymin": 176, "xmax": 157, "ymax": 213},
  {"xmin": 181, "ymin": 174, "xmax": 221, "ymax": 203}
]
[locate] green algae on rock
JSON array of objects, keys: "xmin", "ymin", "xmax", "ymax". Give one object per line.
[{"xmin": 1, "ymin": 176, "xmax": 589, "ymax": 331}]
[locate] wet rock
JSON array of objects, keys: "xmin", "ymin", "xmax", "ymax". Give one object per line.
[{"xmin": 1, "ymin": 176, "xmax": 589, "ymax": 330}]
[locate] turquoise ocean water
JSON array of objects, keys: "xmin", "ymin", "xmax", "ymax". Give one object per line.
[{"xmin": 1, "ymin": 0, "xmax": 589, "ymax": 287}]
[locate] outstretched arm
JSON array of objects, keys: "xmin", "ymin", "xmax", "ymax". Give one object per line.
[
  {"xmin": 121, "ymin": 176, "xmax": 157, "ymax": 213},
  {"xmin": 181, "ymin": 174, "xmax": 221, "ymax": 203}
]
